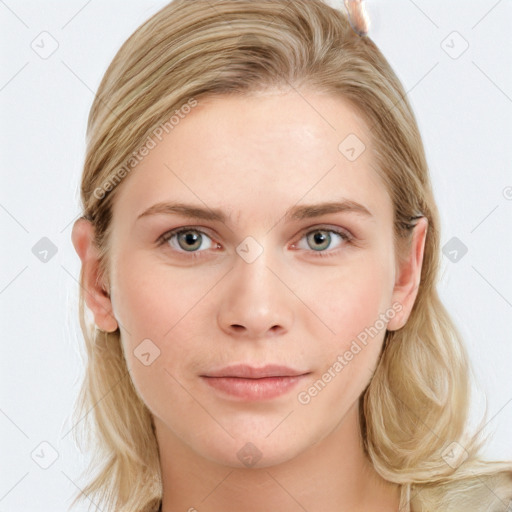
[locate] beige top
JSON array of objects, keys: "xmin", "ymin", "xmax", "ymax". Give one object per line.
[{"xmin": 156, "ymin": 486, "xmax": 413, "ymax": 512}]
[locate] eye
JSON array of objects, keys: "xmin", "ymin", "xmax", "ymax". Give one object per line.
[
  {"xmin": 158, "ymin": 228, "xmax": 219, "ymax": 255},
  {"xmin": 292, "ymin": 226, "xmax": 353, "ymax": 256},
  {"xmin": 157, "ymin": 225, "xmax": 353, "ymax": 259}
]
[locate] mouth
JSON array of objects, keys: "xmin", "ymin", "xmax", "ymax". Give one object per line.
[{"xmin": 200, "ymin": 364, "xmax": 311, "ymax": 401}]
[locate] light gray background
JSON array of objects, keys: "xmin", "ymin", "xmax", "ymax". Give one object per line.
[{"xmin": 1, "ymin": 1, "xmax": 511, "ymax": 510}]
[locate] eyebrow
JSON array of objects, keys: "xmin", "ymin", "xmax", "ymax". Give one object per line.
[{"xmin": 136, "ymin": 199, "xmax": 374, "ymax": 224}]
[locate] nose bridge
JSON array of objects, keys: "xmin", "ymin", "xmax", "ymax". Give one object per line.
[
  {"xmin": 237, "ymin": 242, "xmax": 275, "ymax": 296},
  {"xmin": 217, "ymin": 237, "xmax": 293, "ymax": 337}
]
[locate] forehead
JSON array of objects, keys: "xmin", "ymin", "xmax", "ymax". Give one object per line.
[{"xmin": 110, "ymin": 89, "xmax": 392, "ymax": 229}]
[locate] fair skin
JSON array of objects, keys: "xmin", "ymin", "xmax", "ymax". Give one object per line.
[{"xmin": 72, "ymin": 88, "xmax": 427, "ymax": 512}]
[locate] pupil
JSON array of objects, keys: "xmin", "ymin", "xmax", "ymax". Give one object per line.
[
  {"xmin": 310, "ymin": 230, "xmax": 329, "ymax": 251},
  {"xmin": 180, "ymin": 231, "xmax": 200, "ymax": 250},
  {"xmin": 185, "ymin": 233, "xmax": 197, "ymax": 245}
]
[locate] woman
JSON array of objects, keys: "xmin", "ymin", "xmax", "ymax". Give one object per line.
[{"xmin": 70, "ymin": 1, "xmax": 512, "ymax": 511}]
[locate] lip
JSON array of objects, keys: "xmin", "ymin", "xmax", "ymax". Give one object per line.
[
  {"xmin": 203, "ymin": 364, "xmax": 307, "ymax": 379},
  {"xmin": 200, "ymin": 364, "xmax": 310, "ymax": 401}
]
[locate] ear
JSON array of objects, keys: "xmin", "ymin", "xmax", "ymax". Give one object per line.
[
  {"xmin": 387, "ymin": 217, "xmax": 428, "ymax": 331},
  {"xmin": 71, "ymin": 217, "xmax": 118, "ymax": 333}
]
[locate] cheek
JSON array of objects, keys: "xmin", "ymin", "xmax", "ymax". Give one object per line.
[
  {"xmin": 111, "ymin": 251, "xmax": 216, "ymax": 339},
  {"xmin": 112, "ymin": 277, "xmax": 200, "ymax": 426},
  {"xmin": 300, "ymin": 253, "xmax": 392, "ymax": 342},
  {"xmin": 298, "ymin": 252, "xmax": 393, "ymax": 393},
  {"xmin": 110, "ymin": 253, "xmax": 217, "ymax": 397},
  {"xmin": 290, "ymin": 258, "xmax": 392, "ymax": 432}
]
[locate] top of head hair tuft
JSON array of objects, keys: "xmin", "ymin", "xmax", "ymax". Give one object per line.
[{"xmin": 344, "ymin": 0, "xmax": 370, "ymax": 36}]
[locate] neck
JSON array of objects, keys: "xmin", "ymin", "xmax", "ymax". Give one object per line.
[{"xmin": 156, "ymin": 401, "xmax": 401, "ymax": 512}]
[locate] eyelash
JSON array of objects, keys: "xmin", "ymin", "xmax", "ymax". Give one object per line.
[{"xmin": 157, "ymin": 225, "xmax": 354, "ymax": 259}]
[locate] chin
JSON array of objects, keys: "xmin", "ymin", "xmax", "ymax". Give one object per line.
[{"xmin": 192, "ymin": 428, "xmax": 312, "ymax": 470}]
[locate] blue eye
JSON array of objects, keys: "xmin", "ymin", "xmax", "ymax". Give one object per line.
[{"xmin": 159, "ymin": 228, "xmax": 216, "ymax": 254}]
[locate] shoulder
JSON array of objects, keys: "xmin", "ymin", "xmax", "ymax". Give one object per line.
[{"xmin": 409, "ymin": 463, "xmax": 512, "ymax": 512}]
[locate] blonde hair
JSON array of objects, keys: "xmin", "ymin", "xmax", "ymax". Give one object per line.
[{"xmin": 71, "ymin": 1, "xmax": 512, "ymax": 511}]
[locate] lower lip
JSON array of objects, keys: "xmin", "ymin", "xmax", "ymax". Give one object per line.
[{"xmin": 201, "ymin": 375, "xmax": 307, "ymax": 401}]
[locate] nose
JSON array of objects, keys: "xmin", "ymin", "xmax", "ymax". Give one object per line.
[{"xmin": 216, "ymin": 246, "xmax": 294, "ymax": 340}]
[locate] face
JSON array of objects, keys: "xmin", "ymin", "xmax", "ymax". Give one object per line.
[{"xmin": 77, "ymin": 88, "xmax": 425, "ymax": 469}]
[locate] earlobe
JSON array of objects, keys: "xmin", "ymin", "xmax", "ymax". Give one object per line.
[
  {"xmin": 387, "ymin": 217, "xmax": 428, "ymax": 331},
  {"xmin": 71, "ymin": 217, "xmax": 118, "ymax": 333}
]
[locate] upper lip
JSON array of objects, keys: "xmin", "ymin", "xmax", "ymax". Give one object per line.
[{"xmin": 202, "ymin": 364, "xmax": 309, "ymax": 379}]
